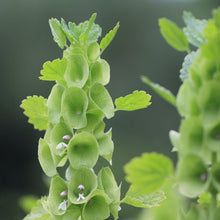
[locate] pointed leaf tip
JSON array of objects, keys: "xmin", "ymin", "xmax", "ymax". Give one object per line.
[
  {"xmin": 100, "ymin": 22, "xmax": 120, "ymax": 54},
  {"xmin": 159, "ymin": 18, "xmax": 189, "ymax": 52}
]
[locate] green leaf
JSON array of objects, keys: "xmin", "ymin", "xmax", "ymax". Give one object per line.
[
  {"xmin": 183, "ymin": 11, "xmax": 207, "ymax": 47},
  {"xmin": 20, "ymin": 96, "xmax": 49, "ymax": 131},
  {"xmin": 80, "ymin": 13, "xmax": 97, "ymax": 42},
  {"xmin": 115, "ymin": 90, "xmax": 151, "ymax": 111},
  {"xmin": 65, "ymin": 17, "xmax": 101, "ymax": 44},
  {"xmin": 122, "ymin": 187, "xmax": 166, "ymax": 208},
  {"xmin": 68, "ymin": 132, "xmax": 99, "ymax": 169},
  {"xmin": 100, "ymin": 22, "xmax": 119, "ymax": 54},
  {"xmin": 38, "ymin": 138, "xmax": 57, "ymax": 177},
  {"xmin": 180, "ymin": 51, "xmax": 198, "ymax": 82},
  {"xmin": 124, "ymin": 152, "xmax": 173, "ymax": 194},
  {"xmin": 39, "ymin": 58, "xmax": 67, "ymax": 85},
  {"xmin": 19, "ymin": 195, "xmax": 38, "ymax": 213},
  {"xmin": 159, "ymin": 18, "xmax": 189, "ymax": 52},
  {"xmin": 141, "ymin": 76, "xmax": 175, "ymax": 106},
  {"xmin": 49, "ymin": 18, "xmax": 67, "ymax": 49}
]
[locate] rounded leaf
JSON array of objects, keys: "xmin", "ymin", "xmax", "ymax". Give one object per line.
[
  {"xmin": 68, "ymin": 168, "xmax": 97, "ymax": 204},
  {"xmin": 68, "ymin": 132, "xmax": 99, "ymax": 169},
  {"xmin": 64, "ymin": 54, "xmax": 89, "ymax": 88},
  {"xmin": 61, "ymin": 87, "xmax": 88, "ymax": 129}
]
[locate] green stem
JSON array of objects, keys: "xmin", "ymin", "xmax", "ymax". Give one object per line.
[{"xmin": 210, "ymin": 152, "xmax": 217, "ymax": 220}]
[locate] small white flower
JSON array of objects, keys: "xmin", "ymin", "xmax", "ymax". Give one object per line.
[
  {"xmin": 58, "ymin": 199, "xmax": 68, "ymax": 211},
  {"xmin": 77, "ymin": 193, "xmax": 85, "ymax": 201},
  {"xmin": 118, "ymin": 206, "xmax": 122, "ymax": 211},
  {"xmin": 109, "ymin": 159, "xmax": 112, "ymax": 166},
  {"xmin": 56, "ymin": 142, "xmax": 68, "ymax": 150}
]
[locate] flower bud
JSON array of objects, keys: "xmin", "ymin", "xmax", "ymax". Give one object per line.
[{"xmin": 62, "ymin": 135, "xmax": 71, "ymax": 141}]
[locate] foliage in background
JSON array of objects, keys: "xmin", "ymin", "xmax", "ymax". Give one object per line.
[
  {"xmin": 125, "ymin": 7, "xmax": 220, "ymax": 220},
  {"xmin": 20, "ymin": 13, "xmax": 158, "ymax": 220}
]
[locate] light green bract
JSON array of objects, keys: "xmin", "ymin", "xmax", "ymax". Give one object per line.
[
  {"xmin": 21, "ymin": 13, "xmax": 151, "ymax": 220},
  {"xmin": 115, "ymin": 90, "xmax": 151, "ymax": 111}
]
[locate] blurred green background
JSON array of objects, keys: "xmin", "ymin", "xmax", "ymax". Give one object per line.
[{"xmin": 0, "ymin": 0, "xmax": 219, "ymax": 219}]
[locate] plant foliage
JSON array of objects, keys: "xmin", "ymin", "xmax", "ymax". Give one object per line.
[
  {"xmin": 20, "ymin": 13, "xmax": 151, "ymax": 220},
  {"xmin": 126, "ymin": 7, "xmax": 220, "ymax": 220}
]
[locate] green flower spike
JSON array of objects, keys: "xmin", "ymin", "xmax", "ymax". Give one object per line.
[
  {"xmin": 61, "ymin": 86, "xmax": 88, "ymax": 129},
  {"xmin": 68, "ymin": 132, "xmax": 99, "ymax": 169},
  {"xmin": 68, "ymin": 168, "xmax": 97, "ymax": 204},
  {"xmin": 177, "ymin": 154, "xmax": 210, "ymax": 198}
]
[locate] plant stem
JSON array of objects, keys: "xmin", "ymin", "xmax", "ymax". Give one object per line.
[{"xmin": 210, "ymin": 152, "xmax": 217, "ymax": 220}]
